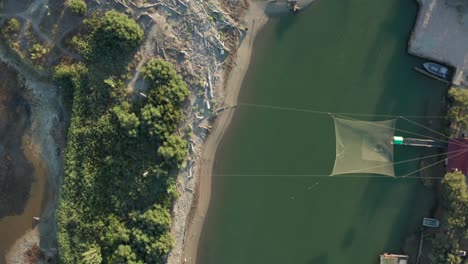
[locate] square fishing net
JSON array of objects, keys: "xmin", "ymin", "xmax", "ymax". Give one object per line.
[{"xmin": 332, "ymin": 117, "xmax": 396, "ymax": 177}]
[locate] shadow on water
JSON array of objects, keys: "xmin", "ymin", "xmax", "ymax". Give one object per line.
[
  {"xmin": 272, "ymin": 14, "xmax": 297, "ymax": 40},
  {"xmin": 341, "ymin": 227, "xmax": 356, "ymax": 249},
  {"xmin": 272, "ymin": 0, "xmax": 351, "ymax": 46},
  {"xmin": 307, "ymin": 252, "xmax": 329, "ymax": 264}
]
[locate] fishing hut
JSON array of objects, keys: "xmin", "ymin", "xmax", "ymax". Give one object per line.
[
  {"xmin": 447, "ymin": 138, "xmax": 468, "ymax": 175},
  {"xmin": 380, "ymin": 253, "xmax": 408, "ymax": 264}
]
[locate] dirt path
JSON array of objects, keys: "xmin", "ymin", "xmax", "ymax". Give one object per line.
[
  {"xmin": 0, "ymin": 0, "xmax": 82, "ymax": 61},
  {"xmin": 126, "ymin": 19, "xmax": 159, "ymax": 93}
]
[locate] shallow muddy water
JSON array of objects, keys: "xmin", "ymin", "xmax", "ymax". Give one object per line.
[{"xmin": 0, "ymin": 63, "xmax": 47, "ymax": 264}]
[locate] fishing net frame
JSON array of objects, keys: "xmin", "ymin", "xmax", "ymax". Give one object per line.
[{"xmin": 331, "ymin": 117, "xmax": 397, "ymax": 177}]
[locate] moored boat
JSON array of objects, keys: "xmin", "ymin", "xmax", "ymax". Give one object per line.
[{"xmin": 423, "ymin": 62, "xmax": 448, "ymax": 79}]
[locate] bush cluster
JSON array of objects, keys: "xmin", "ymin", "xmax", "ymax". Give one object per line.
[
  {"xmin": 1, "ymin": 18, "xmax": 21, "ymax": 42},
  {"xmin": 68, "ymin": 0, "xmax": 87, "ymax": 16},
  {"xmin": 430, "ymin": 172, "xmax": 468, "ymax": 264},
  {"xmin": 77, "ymin": 10, "xmax": 144, "ymax": 65},
  {"xmin": 448, "ymin": 87, "xmax": 468, "ymax": 135}
]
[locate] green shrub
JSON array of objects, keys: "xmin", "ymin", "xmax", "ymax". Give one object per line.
[
  {"xmin": 142, "ymin": 58, "xmax": 189, "ymax": 106},
  {"xmin": 158, "ymin": 134, "xmax": 188, "ymax": 167},
  {"xmin": 70, "ymin": 35, "xmax": 91, "ymax": 57},
  {"xmin": 6, "ymin": 18, "xmax": 20, "ymax": 33},
  {"xmin": 84, "ymin": 10, "xmax": 143, "ymax": 62},
  {"xmin": 441, "ymin": 172, "xmax": 468, "ymax": 231},
  {"xmin": 430, "ymin": 232, "xmax": 462, "ymax": 264},
  {"xmin": 448, "ymin": 87, "xmax": 468, "ymax": 134},
  {"xmin": 429, "ymin": 172, "xmax": 468, "ymax": 264},
  {"xmin": 1, "ymin": 18, "xmax": 21, "ymax": 41},
  {"xmin": 54, "ymin": 62, "xmax": 88, "ymax": 104},
  {"xmin": 68, "ymin": 0, "xmax": 87, "ymax": 16},
  {"xmin": 112, "ymin": 102, "xmax": 140, "ymax": 137},
  {"xmin": 29, "ymin": 43, "xmax": 49, "ymax": 62}
]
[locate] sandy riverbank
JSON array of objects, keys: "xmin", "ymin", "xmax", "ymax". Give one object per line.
[{"xmin": 178, "ymin": 2, "xmax": 268, "ymax": 263}]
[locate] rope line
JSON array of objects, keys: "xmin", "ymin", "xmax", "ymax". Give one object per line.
[
  {"xmin": 401, "ymin": 148, "xmax": 468, "ymax": 177},
  {"xmin": 211, "ymin": 173, "xmax": 445, "ymax": 179},
  {"xmin": 400, "ymin": 116, "xmax": 468, "ymax": 147},
  {"xmin": 213, "ymin": 149, "xmax": 468, "ymax": 179},
  {"xmin": 236, "ymin": 102, "xmax": 465, "ymax": 147},
  {"xmin": 335, "ymin": 147, "xmax": 468, "ymax": 175},
  {"xmin": 333, "ymin": 114, "xmax": 468, "ymax": 148},
  {"xmin": 212, "ymin": 102, "xmax": 463, "ymax": 181},
  {"xmin": 237, "ymin": 102, "xmax": 447, "ymax": 119}
]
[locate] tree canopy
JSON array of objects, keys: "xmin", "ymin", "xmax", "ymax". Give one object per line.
[
  {"xmin": 430, "ymin": 172, "xmax": 468, "ymax": 264},
  {"xmin": 142, "ymin": 58, "xmax": 190, "ymax": 106},
  {"xmin": 87, "ymin": 10, "xmax": 144, "ymax": 60},
  {"xmin": 68, "ymin": 0, "xmax": 87, "ymax": 16},
  {"xmin": 441, "ymin": 172, "xmax": 468, "ymax": 234},
  {"xmin": 57, "ymin": 35, "xmax": 189, "ymax": 263},
  {"xmin": 448, "ymin": 87, "xmax": 468, "ymax": 134}
]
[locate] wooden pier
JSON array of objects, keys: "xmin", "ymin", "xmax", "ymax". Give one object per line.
[
  {"xmin": 401, "ymin": 138, "xmax": 448, "ymax": 148},
  {"xmin": 413, "ymin": 67, "xmax": 451, "ymax": 85},
  {"xmin": 393, "ymin": 136, "xmax": 447, "ymax": 148}
]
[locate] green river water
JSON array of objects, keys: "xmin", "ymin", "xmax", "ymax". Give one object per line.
[{"xmin": 198, "ymin": 0, "xmax": 447, "ymax": 263}]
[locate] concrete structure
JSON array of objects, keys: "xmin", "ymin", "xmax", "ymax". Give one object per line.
[{"xmin": 409, "ymin": 0, "xmax": 468, "ymax": 87}]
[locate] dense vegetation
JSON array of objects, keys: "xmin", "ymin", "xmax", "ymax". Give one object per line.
[
  {"xmin": 1, "ymin": 18, "xmax": 21, "ymax": 42},
  {"xmin": 73, "ymin": 10, "xmax": 144, "ymax": 65},
  {"xmin": 448, "ymin": 87, "xmax": 468, "ymax": 135},
  {"xmin": 427, "ymin": 87, "xmax": 468, "ymax": 264},
  {"xmin": 67, "ymin": 0, "xmax": 87, "ymax": 16},
  {"xmin": 430, "ymin": 172, "xmax": 468, "ymax": 264},
  {"xmin": 57, "ymin": 10, "xmax": 189, "ymax": 264},
  {"xmin": 4, "ymin": 18, "xmax": 20, "ymax": 34}
]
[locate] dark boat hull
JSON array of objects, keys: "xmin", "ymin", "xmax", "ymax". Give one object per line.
[{"xmin": 423, "ymin": 62, "xmax": 448, "ymax": 79}]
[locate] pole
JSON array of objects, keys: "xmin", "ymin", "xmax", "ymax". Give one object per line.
[{"xmin": 416, "ymin": 228, "xmax": 424, "ymax": 264}]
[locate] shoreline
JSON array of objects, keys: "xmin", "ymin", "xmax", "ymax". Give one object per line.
[
  {"xmin": 180, "ymin": 2, "xmax": 269, "ymax": 263},
  {"xmin": 179, "ymin": 0, "xmax": 456, "ymax": 262},
  {"xmin": 177, "ymin": 1, "xmax": 319, "ymax": 263},
  {"xmin": 0, "ymin": 37, "xmax": 65, "ymax": 263}
]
